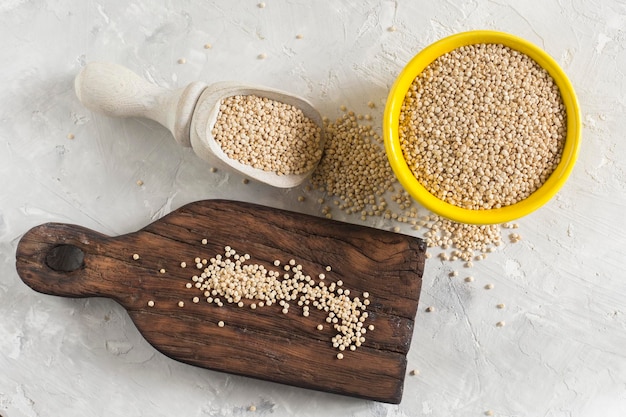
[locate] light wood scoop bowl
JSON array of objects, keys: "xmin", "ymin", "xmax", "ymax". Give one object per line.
[{"xmin": 74, "ymin": 62, "xmax": 325, "ymax": 188}]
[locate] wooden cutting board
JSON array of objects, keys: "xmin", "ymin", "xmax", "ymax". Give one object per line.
[{"xmin": 15, "ymin": 199, "xmax": 425, "ymax": 404}]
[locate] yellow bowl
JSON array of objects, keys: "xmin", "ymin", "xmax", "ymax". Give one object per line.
[{"xmin": 383, "ymin": 30, "xmax": 581, "ymax": 225}]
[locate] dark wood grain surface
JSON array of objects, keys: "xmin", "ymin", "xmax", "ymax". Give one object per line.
[{"xmin": 15, "ymin": 199, "xmax": 425, "ymax": 403}]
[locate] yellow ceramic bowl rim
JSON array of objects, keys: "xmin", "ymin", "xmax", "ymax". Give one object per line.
[{"xmin": 384, "ymin": 30, "xmax": 581, "ymax": 225}]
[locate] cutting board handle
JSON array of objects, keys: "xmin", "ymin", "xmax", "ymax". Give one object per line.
[
  {"xmin": 74, "ymin": 61, "xmax": 207, "ymax": 147},
  {"xmin": 16, "ymin": 223, "xmax": 124, "ymax": 299}
]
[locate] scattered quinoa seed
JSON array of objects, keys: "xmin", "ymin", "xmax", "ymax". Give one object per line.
[
  {"xmin": 180, "ymin": 262, "xmax": 187, "ymax": 268},
  {"xmin": 496, "ymin": 321, "xmax": 506, "ymax": 327},
  {"xmin": 249, "ymin": 405, "xmax": 257, "ymax": 412},
  {"xmin": 295, "ymin": 33, "xmax": 304, "ymax": 39},
  {"xmin": 257, "ymin": 53, "xmax": 267, "ymax": 60},
  {"xmin": 136, "ymin": 180, "xmax": 143, "ymax": 186},
  {"xmin": 497, "ymin": 303, "xmax": 506, "ymax": 309},
  {"xmin": 178, "ymin": 301, "xmax": 185, "ymax": 308},
  {"xmin": 177, "ymin": 58, "xmax": 186, "ymax": 64},
  {"xmin": 257, "ymin": 2, "xmax": 265, "ymax": 8},
  {"xmin": 218, "ymin": 320, "xmax": 225, "ymax": 327},
  {"xmin": 67, "ymin": 133, "xmax": 75, "ymax": 139},
  {"xmin": 147, "ymin": 300, "xmax": 155, "ymax": 307},
  {"xmin": 409, "ymin": 369, "xmax": 419, "ymax": 376},
  {"xmin": 337, "ymin": 353, "xmax": 344, "ymax": 360},
  {"xmin": 181, "ymin": 247, "xmax": 372, "ymax": 356},
  {"xmin": 388, "ymin": 25, "xmax": 397, "ymax": 32},
  {"xmin": 485, "ymin": 283, "xmax": 494, "ymax": 290},
  {"xmin": 132, "ymin": 253, "xmax": 140, "ymax": 260},
  {"xmin": 159, "ymin": 268, "xmax": 166, "ymax": 274},
  {"xmin": 204, "ymin": 43, "xmax": 212, "ymax": 49},
  {"xmin": 305, "ymin": 102, "xmax": 514, "ymax": 263},
  {"xmin": 464, "ymin": 276, "xmax": 474, "ymax": 283}
]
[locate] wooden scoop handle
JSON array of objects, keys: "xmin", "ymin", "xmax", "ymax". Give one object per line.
[{"xmin": 74, "ymin": 61, "xmax": 207, "ymax": 146}]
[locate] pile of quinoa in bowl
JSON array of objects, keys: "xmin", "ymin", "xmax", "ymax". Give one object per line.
[{"xmin": 384, "ymin": 31, "xmax": 581, "ymax": 225}]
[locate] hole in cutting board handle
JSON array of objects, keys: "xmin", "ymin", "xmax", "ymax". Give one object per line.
[{"xmin": 46, "ymin": 244, "xmax": 85, "ymax": 272}]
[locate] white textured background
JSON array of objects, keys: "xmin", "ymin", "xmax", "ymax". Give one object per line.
[{"xmin": 1, "ymin": 1, "xmax": 625, "ymax": 416}]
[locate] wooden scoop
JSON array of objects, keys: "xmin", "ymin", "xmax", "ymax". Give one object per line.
[
  {"xmin": 74, "ymin": 62, "xmax": 325, "ymax": 188},
  {"xmin": 15, "ymin": 199, "xmax": 425, "ymax": 403}
]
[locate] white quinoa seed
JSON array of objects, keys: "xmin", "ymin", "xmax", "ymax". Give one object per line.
[
  {"xmin": 306, "ymin": 103, "xmax": 520, "ymax": 264},
  {"xmin": 212, "ymin": 95, "xmax": 321, "ymax": 176},
  {"xmin": 425, "ymin": 306, "xmax": 435, "ymax": 313},
  {"xmin": 147, "ymin": 300, "xmax": 155, "ymax": 307},
  {"xmin": 178, "ymin": 301, "xmax": 185, "ymax": 308},
  {"xmin": 398, "ymin": 43, "xmax": 566, "ymax": 210},
  {"xmin": 496, "ymin": 321, "xmax": 506, "ymax": 327},
  {"xmin": 218, "ymin": 320, "xmax": 225, "ymax": 327},
  {"xmin": 182, "ymin": 247, "xmax": 372, "ymax": 356},
  {"xmin": 132, "ymin": 253, "xmax": 140, "ymax": 260}
]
